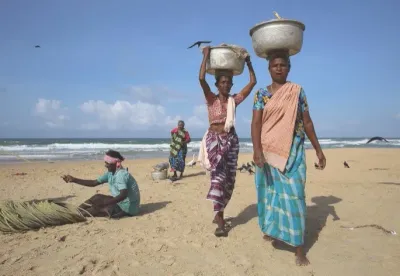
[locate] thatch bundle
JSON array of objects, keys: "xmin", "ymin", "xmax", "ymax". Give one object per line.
[{"xmin": 0, "ymin": 200, "xmax": 87, "ymax": 233}]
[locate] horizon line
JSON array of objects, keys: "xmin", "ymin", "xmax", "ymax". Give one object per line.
[{"xmin": 1, "ymin": 136, "xmax": 399, "ymax": 140}]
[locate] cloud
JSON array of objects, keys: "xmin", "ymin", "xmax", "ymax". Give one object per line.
[
  {"xmin": 31, "ymin": 92, "xmax": 211, "ymax": 134},
  {"xmin": 79, "ymin": 100, "xmax": 179, "ymax": 131},
  {"xmin": 35, "ymin": 99, "xmax": 62, "ymax": 114},
  {"xmin": 186, "ymin": 104, "xmax": 208, "ymax": 128},
  {"xmin": 34, "ymin": 98, "xmax": 69, "ymax": 128}
]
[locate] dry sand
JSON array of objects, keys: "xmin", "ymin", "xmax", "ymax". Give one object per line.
[{"xmin": 1, "ymin": 148, "xmax": 400, "ymax": 276}]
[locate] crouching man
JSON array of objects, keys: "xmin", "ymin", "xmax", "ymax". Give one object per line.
[{"xmin": 62, "ymin": 150, "xmax": 140, "ymax": 218}]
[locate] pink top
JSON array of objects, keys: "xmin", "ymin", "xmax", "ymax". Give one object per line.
[
  {"xmin": 206, "ymin": 92, "xmax": 245, "ymax": 125},
  {"xmin": 171, "ymin": 127, "xmax": 191, "ymax": 142}
]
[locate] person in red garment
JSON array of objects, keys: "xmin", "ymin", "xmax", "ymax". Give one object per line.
[
  {"xmin": 199, "ymin": 46, "xmax": 257, "ymax": 236},
  {"xmin": 169, "ymin": 120, "xmax": 191, "ymax": 180}
]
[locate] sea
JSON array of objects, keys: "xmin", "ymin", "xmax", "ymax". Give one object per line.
[{"xmin": 0, "ymin": 138, "xmax": 399, "ymax": 163}]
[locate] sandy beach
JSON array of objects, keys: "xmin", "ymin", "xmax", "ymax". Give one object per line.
[{"xmin": 0, "ymin": 148, "xmax": 399, "ymax": 276}]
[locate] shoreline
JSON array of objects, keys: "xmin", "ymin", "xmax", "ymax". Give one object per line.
[
  {"xmin": 1, "ymin": 137, "xmax": 399, "ymax": 165},
  {"xmin": 1, "ymin": 146, "xmax": 400, "ymax": 165}
]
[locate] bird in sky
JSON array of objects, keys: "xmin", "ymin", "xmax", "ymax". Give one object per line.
[{"xmin": 187, "ymin": 41, "xmax": 212, "ymax": 49}]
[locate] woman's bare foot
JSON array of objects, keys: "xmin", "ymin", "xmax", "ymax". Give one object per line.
[
  {"xmin": 213, "ymin": 212, "xmax": 227, "ymax": 237},
  {"xmin": 295, "ymin": 247, "xmax": 310, "ymax": 266},
  {"xmin": 263, "ymin": 234, "xmax": 278, "ymax": 247},
  {"xmin": 263, "ymin": 234, "xmax": 273, "ymax": 241}
]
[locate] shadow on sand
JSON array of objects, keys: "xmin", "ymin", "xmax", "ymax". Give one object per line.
[
  {"xmin": 183, "ymin": 171, "xmax": 206, "ymax": 178},
  {"xmin": 227, "ymin": 204, "xmax": 257, "ymax": 232},
  {"xmin": 138, "ymin": 201, "xmax": 172, "ymax": 216},
  {"xmin": 378, "ymin": 182, "xmax": 400, "ymax": 186}
]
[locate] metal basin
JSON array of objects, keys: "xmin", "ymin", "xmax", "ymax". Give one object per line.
[
  {"xmin": 151, "ymin": 170, "xmax": 167, "ymax": 181},
  {"xmin": 249, "ymin": 19, "xmax": 305, "ymax": 58},
  {"xmin": 206, "ymin": 46, "xmax": 245, "ymax": 76}
]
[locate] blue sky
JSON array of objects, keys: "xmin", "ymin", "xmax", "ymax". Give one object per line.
[{"xmin": 1, "ymin": 0, "xmax": 399, "ymax": 138}]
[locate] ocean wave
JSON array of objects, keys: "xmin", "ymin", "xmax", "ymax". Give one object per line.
[
  {"xmin": 1, "ymin": 139, "xmax": 399, "ymax": 152},
  {"xmin": 0, "ymin": 138, "xmax": 399, "ymax": 162}
]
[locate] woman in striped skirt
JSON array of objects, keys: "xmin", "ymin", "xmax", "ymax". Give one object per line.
[{"xmin": 198, "ymin": 46, "xmax": 257, "ymax": 237}]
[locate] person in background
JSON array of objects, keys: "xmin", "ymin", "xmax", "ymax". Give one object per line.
[
  {"xmin": 251, "ymin": 50, "xmax": 326, "ymax": 266},
  {"xmin": 61, "ymin": 149, "xmax": 140, "ymax": 218},
  {"xmin": 199, "ymin": 46, "xmax": 257, "ymax": 237},
  {"xmin": 169, "ymin": 120, "xmax": 191, "ymax": 180}
]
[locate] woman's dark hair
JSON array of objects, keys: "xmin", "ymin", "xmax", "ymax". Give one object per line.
[
  {"xmin": 105, "ymin": 149, "xmax": 125, "ymax": 161},
  {"xmin": 267, "ymin": 50, "xmax": 291, "ymax": 70},
  {"xmin": 215, "ymin": 75, "xmax": 233, "ymax": 84}
]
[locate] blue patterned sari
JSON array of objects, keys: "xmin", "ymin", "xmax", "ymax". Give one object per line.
[{"xmin": 253, "ymin": 86, "xmax": 309, "ymax": 247}]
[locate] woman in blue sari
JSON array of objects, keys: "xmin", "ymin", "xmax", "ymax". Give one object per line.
[{"xmin": 251, "ymin": 51, "xmax": 326, "ymax": 266}]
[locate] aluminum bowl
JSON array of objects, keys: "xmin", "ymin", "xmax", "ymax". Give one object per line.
[
  {"xmin": 151, "ymin": 170, "xmax": 167, "ymax": 181},
  {"xmin": 206, "ymin": 46, "xmax": 245, "ymax": 76},
  {"xmin": 249, "ymin": 19, "xmax": 305, "ymax": 58}
]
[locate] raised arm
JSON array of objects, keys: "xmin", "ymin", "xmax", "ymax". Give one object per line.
[
  {"xmin": 61, "ymin": 175, "xmax": 100, "ymax": 187},
  {"xmin": 237, "ymin": 56, "xmax": 257, "ymax": 101},
  {"xmin": 199, "ymin": 46, "xmax": 214, "ymax": 102}
]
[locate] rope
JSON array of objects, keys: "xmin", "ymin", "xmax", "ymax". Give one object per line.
[
  {"xmin": 341, "ymin": 224, "xmax": 397, "ymax": 235},
  {"xmin": 0, "ymin": 200, "xmax": 87, "ymax": 233}
]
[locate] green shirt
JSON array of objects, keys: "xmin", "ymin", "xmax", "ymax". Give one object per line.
[{"xmin": 97, "ymin": 169, "xmax": 140, "ymax": 215}]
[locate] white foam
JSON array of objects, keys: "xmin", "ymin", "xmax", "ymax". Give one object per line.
[{"xmin": 0, "ymin": 138, "xmax": 399, "ymax": 162}]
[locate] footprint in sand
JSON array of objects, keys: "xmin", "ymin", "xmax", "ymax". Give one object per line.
[
  {"xmin": 92, "ymin": 259, "xmax": 120, "ymax": 276},
  {"xmin": 149, "ymin": 241, "xmax": 165, "ymax": 252},
  {"xmin": 74, "ymin": 258, "xmax": 120, "ymax": 276},
  {"xmin": 76, "ymin": 258, "xmax": 98, "ymax": 275},
  {"xmin": 160, "ymin": 255, "xmax": 175, "ymax": 266}
]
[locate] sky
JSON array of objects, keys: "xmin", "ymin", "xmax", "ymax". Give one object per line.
[{"xmin": 0, "ymin": 0, "xmax": 399, "ymax": 139}]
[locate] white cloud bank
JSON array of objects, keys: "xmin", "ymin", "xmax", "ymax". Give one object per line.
[{"xmin": 79, "ymin": 100, "xmax": 180, "ymax": 130}]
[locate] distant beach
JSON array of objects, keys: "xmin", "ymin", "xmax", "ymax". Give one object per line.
[{"xmin": 1, "ymin": 137, "xmax": 399, "ymax": 163}]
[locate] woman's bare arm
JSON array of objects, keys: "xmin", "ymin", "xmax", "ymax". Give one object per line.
[
  {"xmin": 251, "ymin": 110, "xmax": 263, "ymax": 151},
  {"xmin": 237, "ymin": 57, "xmax": 257, "ymax": 100},
  {"xmin": 251, "ymin": 109, "xmax": 265, "ymax": 167},
  {"xmin": 199, "ymin": 47, "xmax": 214, "ymax": 102},
  {"xmin": 303, "ymin": 111, "xmax": 322, "ymax": 153}
]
